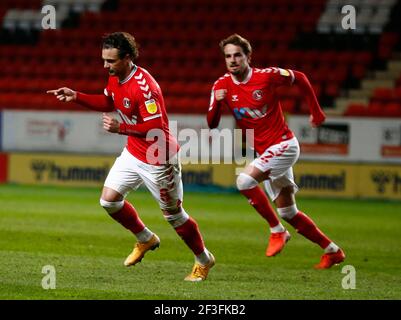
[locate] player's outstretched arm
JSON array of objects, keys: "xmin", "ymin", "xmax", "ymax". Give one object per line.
[
  {"xmin": 46, "ymin": 88, "xmax": 114, "ymax": 112},
  {"xmin": 292, "ymin": 71, "xmax": 326, "ymax": 127},
  {"xmin": 207, "ymin": 89, "xmax": 226, "ymax": 129},
  {"xmin": 46, "ymin": 87, "xmax": 76, "ymax": 102}
]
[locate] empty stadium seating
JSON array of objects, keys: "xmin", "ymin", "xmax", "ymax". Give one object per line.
[{"xmin": 0, "ymin": 0, "xmax": 400, "ymax": 117}]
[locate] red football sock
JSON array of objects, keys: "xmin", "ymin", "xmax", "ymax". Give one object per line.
[
  {"xmin": 287, "ymin": 211, "xmax": 331, "ymax": 249},
  {"xmin": 174, "ymin": 217, "xmax": 205, "ymax": 255},
  {"xmin": 240, "ymin": 186, "xmax": 281, "ymax": 228},
  {"xmin": 109, "ymin": 201, "xmax": 145, "ymax": 234}
]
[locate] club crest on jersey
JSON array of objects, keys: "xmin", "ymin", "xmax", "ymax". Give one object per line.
[
  {"xmin": 252, "ymin": 90, "xmax": 263, "ymax": 101},
  {"xmin": 145, "ymin": 99, "xmax": 158, "ymax": 114},
  {"xmin": 123, "ymin": 97, "xmax": 131, "ymax": 109},
  {"xmin": 232, "ymin": 95, "xmax": 239, "ymax": 102}
]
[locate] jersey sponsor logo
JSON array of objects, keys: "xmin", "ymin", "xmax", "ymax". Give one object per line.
[
  {"xmin": 145, "ymin": 99, "xmax": 158, "ymax": 114},
  {"xmin": 233, "ymin": 105, "xmax": 268, "ymax": 120},
  {"xmin": 123, "ymin": 97, "xmax": 131, "ymax": 109},
  {"xmin": 252, "ymin": 90, "xmax": 263, "ymax": 101},
  {"xmin": 231, "ymin": 95, "xmax": 239, "ymax": 102}
]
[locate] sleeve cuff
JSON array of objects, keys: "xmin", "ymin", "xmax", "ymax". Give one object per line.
[
  {"xmin": 119, "ymin": 123, "xmax": 127, "ymax": 135},
  {"xmin": 75, "ymin": 91, "xmax": 82, "ymax": 102}
]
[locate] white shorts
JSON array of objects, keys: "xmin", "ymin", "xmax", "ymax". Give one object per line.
[
  {"xmin": 251, "ymin": 137, "xmax": 300, "ymax": 201},
  {"xmin": 104, "ymin": 148, "xmax": 183, "ymax": 211}
]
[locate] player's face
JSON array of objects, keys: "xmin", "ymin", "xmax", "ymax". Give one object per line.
[
  {"xmin": 102, "ymin": 48, "xmax": 131, "ymax": 79},
  {"xmin": 223, "ymin": 44, "xmax": 250, "ymax": 76}
]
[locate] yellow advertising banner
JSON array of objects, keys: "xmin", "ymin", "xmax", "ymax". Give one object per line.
[
  {"xmin": 293, "ymin": 162, "xmax": 358, "ymax": 198},
  {"xmin": 181, "ymin": 163, "xmax": 236, "ymax": 188},
  {"xmin": 8, "ymin": 153, "xmax": 115, "ymax": 187},
  {"xmin": 8, "ymin": 153, "xmax": 237, "ymax": 189},
  {"xmin": 294, "ymin": 162, "xmax": 401, "ymax": 200},
  {"xmin": 357, "ymin": 165, "xmax": 401, "ymax": 200},
  {"xmin": 7, "ymin": 153, "xmax": 401, "ymax": 200}
]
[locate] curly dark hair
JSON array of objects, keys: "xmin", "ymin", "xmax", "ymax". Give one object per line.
[
  {"xmin": 219, "ymin": 33, "xmax": 252, "ymax": 56},
  {"xmin": 102, "ymin": 32, "xmax": 139, "ymax": 61}
]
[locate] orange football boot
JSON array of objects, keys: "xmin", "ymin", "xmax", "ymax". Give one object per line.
[
  {"xmin": 266, "ymin": 230, "xmax": 291, "ymax": 257},
  {"xmin": 124, "ymin": 234, "xmax": 160, "ymax": 266},
  {"xmin": 184, "ymin": 253, "xmax": 215, "ymax": 282},
  {"xmin": 314, "ymin": 248, "xmax": 346, "ymax": 269}
]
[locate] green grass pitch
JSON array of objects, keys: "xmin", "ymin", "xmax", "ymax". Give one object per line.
[{"xmin": 0, "ymin": 184, "xmax": 400, "ymax": 300}]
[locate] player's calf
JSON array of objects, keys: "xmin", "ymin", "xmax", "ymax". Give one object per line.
[
  {"xmin": 101, "ymin": 199, "xmax": 146, "ymax": 235},
  {"xmin": 277, "ymin": 204, "xmax": 331, "ymax": 249},
  {"xmin": 166, "ymin": 209, "xmax": 206, "ymax": 256},
  {"xmin": 237, "ymin": 173, "xmax": 283, "ymax": 229}
]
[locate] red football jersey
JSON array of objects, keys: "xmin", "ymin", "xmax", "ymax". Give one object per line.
[
  {"xmin": 210, "ymin": 67, "xmax": 295, "ymax": 155},
  {"xmin": 104, "ymin": 65, "xmax": 178, "ymax": 164}
]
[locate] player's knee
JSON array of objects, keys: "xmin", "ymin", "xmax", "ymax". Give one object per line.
[
  {"xmin": 99, "ymin": 198, "xmax": 124, "ymax": 214},
  {"xmin": 163, "ymin": 208, "xmax": 189, "ymax": 228},
  {"xmin": 277, "ymin": 204, "xmax": 298, "ymax": 221},
  {"xmin": 236, "ymin": 173, "xmax": 258, "ymax": 191}
]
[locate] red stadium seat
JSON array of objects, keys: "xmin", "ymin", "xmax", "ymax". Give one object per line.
[
  {"xmin": 1, "ymin": 0, "xmax": 390, "ymax": 113},
  {"xmin": 391, "ymin": 87, "xmax": 401, "ymax": 101},
  {"xmin": 373, "ymin": 88, "xmax": 394, "ymax": 101},
  {"xmin": 324, "ymin": 83, "xmax": 341, "ymax": 99},
  {"xmin": 367, "ymin": 101, "xmax": 385, "ymax": 117},
  {"xmin": 383, "ymin": 102, "xmax": 401, "ymax": 117},
  {"xmin": 344, "ymin": 103, "xmax": 368, "ymax": 117},
  {"xmin": 352, "ymin": 64, "xmax": 367, "ymax": 79}
]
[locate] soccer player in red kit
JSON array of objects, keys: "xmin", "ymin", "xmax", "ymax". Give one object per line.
[
  {"xmin": 208, "ymin": 34, "xmax": 345, "ymax": 269},
  {"xmin": 47, "ymin": 32, "xmax": 214, "ymax": 281}
]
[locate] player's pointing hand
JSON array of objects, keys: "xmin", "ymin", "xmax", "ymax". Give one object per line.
[{"xmin": 46, "ymin": 87, "xmax": 77, "ymax": 102}]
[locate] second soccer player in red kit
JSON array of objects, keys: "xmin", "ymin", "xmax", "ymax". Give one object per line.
[
  {"xmin": 47, "ymin": 32, "xmax": 214, "ymax": 281},
  {"xmin": 208, "ymin": 34, "xmax": 345, "ymax": 269}
]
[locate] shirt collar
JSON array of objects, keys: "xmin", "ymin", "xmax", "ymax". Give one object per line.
[
  {"xmin": 231, "ymin": 67, "xmax": 253, "ymax": 85},
  {"xmin": 120, "ymin": 64, "xmax": 137, "ymax": 84}
]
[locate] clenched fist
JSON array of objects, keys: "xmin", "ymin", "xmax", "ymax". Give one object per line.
[
  {"xmin": 215, "ymin": 89, "xmax": 227, "ymax": 101},
  {"xmin": 102, "ymin": 113, "xmax": 121, "ymax": 133}
]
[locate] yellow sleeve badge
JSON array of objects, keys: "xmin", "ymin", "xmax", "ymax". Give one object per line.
[
  {"xmin": 278, "ymin": 68, "xmax": 290, "ymax": 77},
  {"xmin": 145, "ymin": 99, "xmax": 158, "ymax": 114}
]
